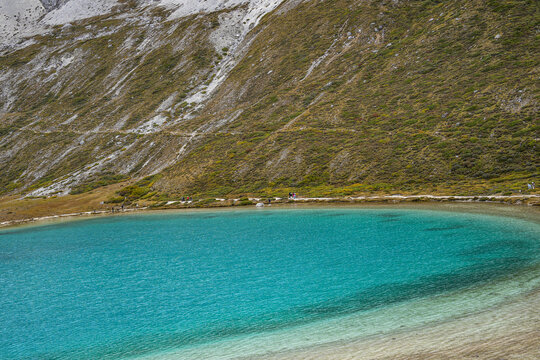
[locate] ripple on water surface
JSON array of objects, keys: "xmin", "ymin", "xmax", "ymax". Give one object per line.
[{"xmin": 0, "ymin": 208, "xmax": 539, "ymax": 359}]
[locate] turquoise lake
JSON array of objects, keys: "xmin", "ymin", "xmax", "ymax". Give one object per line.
[{"xmin": 1, "ymin": 208, "xmax": 539, "ymax": 359}]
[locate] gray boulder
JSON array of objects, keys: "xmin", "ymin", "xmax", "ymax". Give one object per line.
[{"xmin": 40, "ymin": 0, "xmax": 70, "ymax": 12}]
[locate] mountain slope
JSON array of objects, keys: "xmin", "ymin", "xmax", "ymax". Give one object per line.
[
  {"xmin": 0, "ymin": 0, "xmax": 538, "ymax": 199},
  {"xmin": 156, "ymin": 0, "xmax": 538, "ymax": 196}
]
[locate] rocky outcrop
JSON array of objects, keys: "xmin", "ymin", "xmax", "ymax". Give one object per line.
[{"xmin": 39, "ymin": 0, "xmax": 70, "ymax": 11}]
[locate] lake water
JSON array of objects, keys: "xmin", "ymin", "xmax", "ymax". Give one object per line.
[{"xmin": 1, "ymin": 208, "xmax": 539, "ymax": 359}]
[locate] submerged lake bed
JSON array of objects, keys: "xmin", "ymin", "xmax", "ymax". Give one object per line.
[{"xmin": 1, "ymin": 207, "xmax": 539, "ymax": 359}]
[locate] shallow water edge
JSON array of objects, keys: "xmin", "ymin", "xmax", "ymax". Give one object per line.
[
  {"xmin": 1, "ymin": 200, "xmax": 539, "ymax": 232},
  {"xmin": 1, "ymin": 205, "xmax": 539, "ymax": 360},
  {"xmin": 134, "ymin": 261, "xmax": 540, "ymax": 360}
]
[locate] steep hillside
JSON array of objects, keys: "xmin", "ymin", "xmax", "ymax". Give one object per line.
[{"xmin": 0, "ymin": 0, "xmax": 538, "ymax": 200}]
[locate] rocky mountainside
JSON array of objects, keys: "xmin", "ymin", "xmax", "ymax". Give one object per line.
[
  {"xmin": 0, "ymin": 0, "xmax": 538, "ymax": 200},
  {"xmin": 40, "ymin": 0, "xmax": 71, "ymax": 11}
]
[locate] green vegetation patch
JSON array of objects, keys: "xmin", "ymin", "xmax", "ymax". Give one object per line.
[{"xmin": 70, "ymin": 173, "xmax": 129, "ymax": 195}]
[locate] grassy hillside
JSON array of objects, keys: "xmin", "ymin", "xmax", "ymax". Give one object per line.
[
  {"xmin": 0, "ymin": 0, "xmax": 538, "ymax": 200},
  {"xmin": 157, "ymin": 0, "xmax": 539, "ymax": 197}
]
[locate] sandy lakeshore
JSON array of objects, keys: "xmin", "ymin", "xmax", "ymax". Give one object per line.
[
  {"xmin": 1, "ymin": 194, "xmax": 539, "ymax": 229},
  {"xmin": 246, "ymin": 287, "xmax": 540, "ymax": 360}
]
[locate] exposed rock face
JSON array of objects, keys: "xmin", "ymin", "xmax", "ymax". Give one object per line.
[
  {"xmin": 39, "ymin": 0, "xmax": 70, "ymax": 11},
  {"xmin": 0, "ymin": 0, "xmax": 46, "ymax": 44}
]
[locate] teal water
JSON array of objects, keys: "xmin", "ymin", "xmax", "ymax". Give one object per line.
[{"xmin": 0, "ymin": 208, "xmax": 539, "ymax": 359}]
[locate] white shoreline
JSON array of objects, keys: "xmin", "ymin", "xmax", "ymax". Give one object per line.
[{"xmin": 0, "ymin": 207, "xmax": 148, "ymax": 229}]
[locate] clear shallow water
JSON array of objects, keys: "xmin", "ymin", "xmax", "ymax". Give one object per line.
[{"xmin": 0, "ymin": 208, "xmax": 539, "ymax": 360}]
